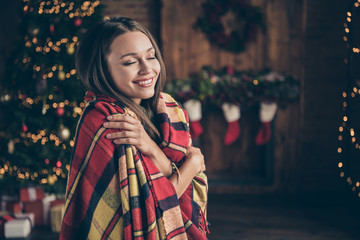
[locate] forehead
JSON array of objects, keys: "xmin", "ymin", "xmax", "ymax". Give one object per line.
[{"xmin": 109, "ymin": 31, "xmax": 154, "ymax": 56}]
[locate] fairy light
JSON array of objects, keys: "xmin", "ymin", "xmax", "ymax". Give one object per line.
[
  {"xmin": 7, "ymin": 0, "xmax": 102, "ymax": 187},
  {"xmin": 338, "ymin": 73, "xmax": 360, "ymax": 197},
  {"xmin": 344, "ymin": 0, "xmax": 360, "ymax": 54}
]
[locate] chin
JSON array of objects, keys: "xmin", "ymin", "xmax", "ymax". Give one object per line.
[{"xmin": 139, "ymin": 91, "xmax": 156, "ymax": 100}]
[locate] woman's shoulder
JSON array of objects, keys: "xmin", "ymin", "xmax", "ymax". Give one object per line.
[
  {"xmin": 79, "ymin": 100, "xmax": 125, "ymax": 130},
  {"xmin": 160, "ymin": 92, "xmax": 183, "ymax": 108}
]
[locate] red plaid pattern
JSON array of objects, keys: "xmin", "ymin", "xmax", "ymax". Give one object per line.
[{"xmin": 60, "ymin": 92, "xmax": 208, "ymax": 239}]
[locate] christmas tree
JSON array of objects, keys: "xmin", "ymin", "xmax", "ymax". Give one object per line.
[{"xmin": 0, "ymin": 0, "xmax": 104, "ymax": 195}]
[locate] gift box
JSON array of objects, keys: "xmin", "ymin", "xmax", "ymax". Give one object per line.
[
  {"xmin": 50, "ymin": 199, "xmax": 65, "ymax": 209},
  {"xmin": 14, "ymin": 212, "xmax": 35, "ymax": 228},
  {"xmin": 0, "ymin": 201, "xmax": 22, "ymax": 213},
  {"xmin": 20, "ymin": 187, "xmax": 45, "ymax": 202},
  {"xmin": 23, "ymin": 194, "xmax": 56, "ymax": 226},
  {"xmin": 23, "ymin": 200, "xmax": 43, "ymax": 226},
  {"xmin": 0, "ymin": 215, "xmax": 31, "ymax": 239},
  {"xmin": 4, "ymin": 219, "xmax": 31, "ymax": 238},
  {"xmin": 0, "ymin": 215, "xmax": 14, "ymax": 239},
  {"xmin": 50, "ymin": 205, "xmax": 64, "ymax": 233},
  {"xmin": 43, "ymin": 194, "xmax": 56, "ymax": 225}
]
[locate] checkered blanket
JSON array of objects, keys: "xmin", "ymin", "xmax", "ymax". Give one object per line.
[{"xmin": 60, "ymin": 92, "xmax": 208, "ymax": 240}]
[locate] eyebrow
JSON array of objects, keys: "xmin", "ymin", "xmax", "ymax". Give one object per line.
[{"xmin": 119, "ymin": 47, "xmax": 154, "ymax": 59}]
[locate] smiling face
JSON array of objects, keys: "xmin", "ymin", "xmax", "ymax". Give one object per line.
[{"xmin": 107, "ymin": 31, "xmax": 161, "ymax": 105}]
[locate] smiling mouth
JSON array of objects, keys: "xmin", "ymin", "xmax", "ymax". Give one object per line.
[{"xmin": 133, "ymin": 78, "xmax": 154, "ymax": 87}]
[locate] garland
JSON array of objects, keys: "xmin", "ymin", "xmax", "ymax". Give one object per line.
[
  {"xmin": 195, "ymin": 0, "xmax": 266, "ymax": 53},
  {"xmin": 164, "ymin": 66, "xmax": 300, "ymax": 108}
]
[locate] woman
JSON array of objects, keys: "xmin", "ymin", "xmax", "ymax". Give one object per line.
[{"xmin": 60, "ymin": 16, "xmax": 209, "ymax": 240}]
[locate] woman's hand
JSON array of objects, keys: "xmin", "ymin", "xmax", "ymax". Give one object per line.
[
  {"xmin": 103, "ymin": 114, "xmax": 156, "ymax": 156},
  {"xmin": 103, "ymin": 114, "xmax": 173, "ymax": 177},
  {"xmin": 184, "ymin": 147, "xmax": 206, "ymax": 174},
  {"xmin": 169, "ymin": 146, "xmax": 206, "ymax": 197}
]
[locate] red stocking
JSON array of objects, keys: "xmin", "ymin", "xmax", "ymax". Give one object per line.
[
  {"xmin": 189, "ymin": 120, "xmax": 203, "ymax": 139},
  {"xmin": 255, "ymin": 102, "xmax": 277, "ymax": 145},
  {"xmin": 222, "ymin": 103, "xmax": 241, "ymax": 146},
  {"xmin": 255, "ymin": 122, "xmax": 271, "ymax": 145},
  {"xmin": 224, "ymin": 121, "xmax": 241, "ymax": 146},
  {"xmin": 183, "ymin": 99, "xmax": 203, "ymax": 139}
]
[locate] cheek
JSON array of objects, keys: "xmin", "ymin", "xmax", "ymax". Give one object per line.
[{"xmin": 153, "ymin": 60, "xmax": 161, "ymax": 74}]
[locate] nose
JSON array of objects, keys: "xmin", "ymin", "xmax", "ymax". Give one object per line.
[{"xmin": 138, "ymin": 60, "xmax": 152, "ymax": 75}]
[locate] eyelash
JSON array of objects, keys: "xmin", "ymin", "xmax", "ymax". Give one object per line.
[{"xmin": 123, "ymin": 57, "xmax": 156, "ymax": 66}]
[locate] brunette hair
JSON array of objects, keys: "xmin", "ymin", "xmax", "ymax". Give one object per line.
[{"xmin": 76, "ymin": 16, "xmax": 165, "ymax": 142}]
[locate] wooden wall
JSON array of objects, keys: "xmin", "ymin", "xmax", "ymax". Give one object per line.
[
  {"xmin": 161, "ymin": 0, "xmax": 304, "ymax": 193},
  {"xmin": 161, "ymin": 0, "xmax": 355, "ymax": 194}
]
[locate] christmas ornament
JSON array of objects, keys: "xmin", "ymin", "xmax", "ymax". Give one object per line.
[
  {"xmin": 1, "ymin": 94, "xmax": 11, "ymax": 102},
  {"xmin": 42, "ymin": 105, "xmax": 47, "ymax": 115},
  {"xmin": 56, "ymin": 160, "xmax": 62, "ymax": 168},
  {"xmin": 50, "ymin": 24, "xmax": 55, "ymax": 35},
  {"xmin": 58, "ymin": 124, "xmax": 70, "ymax": 140},
  {"xmin": 74, "ymin": 18, "xmax": 82, "ymax": 27},
  {"xmin": 22, "ymin": 125, "xmax": 28, "ymax": 132},
  {"xmin": 58, "ymin": 70, "xmax": 66, "ymax": 81},
  {"xmin": 183, "ymin": 99, "xmax": 203, "ymax": 139},
  {"xmin": 222, "ymin": 102, "xmax": 241, "ymax": 145},
  {"xmin": 32, "ymin": 28, "xmax": 39, "ymax": 35},
  {"xmin": 8, "ymin": 140, "xmax": 15, "ymax": 154},
  {"xmin": 48, "ymin": 175, "xmax": 55, "ymax": 185},
  {"xmin": 55, "ymin": 107, "xmax": 65, "ymax": 117},
  {"xmin": 255, "ymin": 102, "xmax": 277, "ymax": 145},
  {"xmin": 66, "ymin": 46, "xmax": 75, "ymax": 55}
]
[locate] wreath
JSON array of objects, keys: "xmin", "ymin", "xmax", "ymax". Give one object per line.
[{"xmin": 195, "ymin": 0, "xmax": 266, "ymax": 53}]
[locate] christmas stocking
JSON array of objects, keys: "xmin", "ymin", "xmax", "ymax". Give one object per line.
[
  {"xmin": 183, "ymin": 99, "xmax": 203, "ymax": 139},
  {"xmin": 255, "ymin": 102, "xmax": 278, "ymax": 145},
  {"xmin": 222, "ymin": 103, "xmax": 241, "ymax": 145}
]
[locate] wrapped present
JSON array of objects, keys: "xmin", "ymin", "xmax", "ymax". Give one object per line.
[
  {"xmin": 43, "ymin": 194, "xmax": 56, "ymax": 226},
  {"xmin": 23, "ymin": 194, "xmax": 56, "ymax": 226},
  {"xmin": 20, "ymin": 187, "xmax": 45, "ymax": 202},
  {"xmin": 0, "ymin": 215, "xmax": 14, "ymax": 238},
  {"xmin": 50, "ymin": 204, "xmax": 64, "ymax": 233},
  {"xmin": 23, "ymin": 200, "xmax": 43, "ymax": 226},
  {"xmin": 4, "ymin": 218, "xmax": 31, "ymax": 238},
  {"xmin": 0, "ymin": 195, "xmax": 21, "ymax": 213},
  {"xmin": 0, "ymin": 201, "xmax": 22, "ymax": 213},
  {"xmin": 49, "ymin": 199, "xmax": 65, "ymax": 209},
  {"xmin": 0, "ymin": 215, "xmax": 32, "ymax": 239},
  {"xmin": 14, "ymin": 212, "xmax": 35, "ymax": 228}
]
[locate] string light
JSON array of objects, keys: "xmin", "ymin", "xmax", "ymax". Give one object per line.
[
  {"xmin": 0, "ymin": 159, "xmax": 68, "ymax": 183},
  {"xmin": 27, "ymin": 0, "xmax": 100, "ymax": 18},
  {"xmin": 337, "ymin": 87, "xmax": 360, "ymax": 197},
  {"xmin": 6, "ymin": 0, "xmax": 102, "ymax": 187},
  {"xmin": 344, "ymin": 0, "xmax": 360, "ymax": 54}
]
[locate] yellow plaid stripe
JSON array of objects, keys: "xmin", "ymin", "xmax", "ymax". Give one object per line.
[{"xmin": 64, "ymin": 127, "xmax": 107, "ymax": 211}]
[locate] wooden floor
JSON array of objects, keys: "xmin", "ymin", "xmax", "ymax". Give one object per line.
[
  {"xmin": 19, "ymin": 192, "xmax": 360, "ymax": 240},
  {"xmin": 207, "ymin": 193, "xmax": 360, "ymax": 240}
]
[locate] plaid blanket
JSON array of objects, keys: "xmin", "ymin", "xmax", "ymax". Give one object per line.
[{"xmin": 60, "ymin": 92, "xmax": 209, "ymax": 240}]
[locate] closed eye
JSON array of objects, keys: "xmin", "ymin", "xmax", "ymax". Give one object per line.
[{"xmin": 123, "ymin": 61, "xmax": 136, "ymax": 66}]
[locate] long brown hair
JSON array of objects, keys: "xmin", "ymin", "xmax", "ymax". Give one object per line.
[{"xmin": 76, "ymin": 16, "xmax": 166, "ymax": 143}]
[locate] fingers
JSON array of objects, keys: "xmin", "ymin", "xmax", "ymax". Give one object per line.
[
  {"xmin": 107, "ymin": 114, "xmax": 138, "ymax": 124},
  {"xmin": 103, "ymin": 114, "xmax": 141, "ymax": 130},
  {"xmin": 103, "ymin": 121, "xmax": 136, "ymax": 131},
  {"xmin": 106, "ymin": 130, "xmax": 135, "ymax": 140}
]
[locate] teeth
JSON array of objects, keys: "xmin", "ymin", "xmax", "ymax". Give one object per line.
[{"xmin": 137, "ymin": 79, "xmax": 152, "ymax": 85}]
